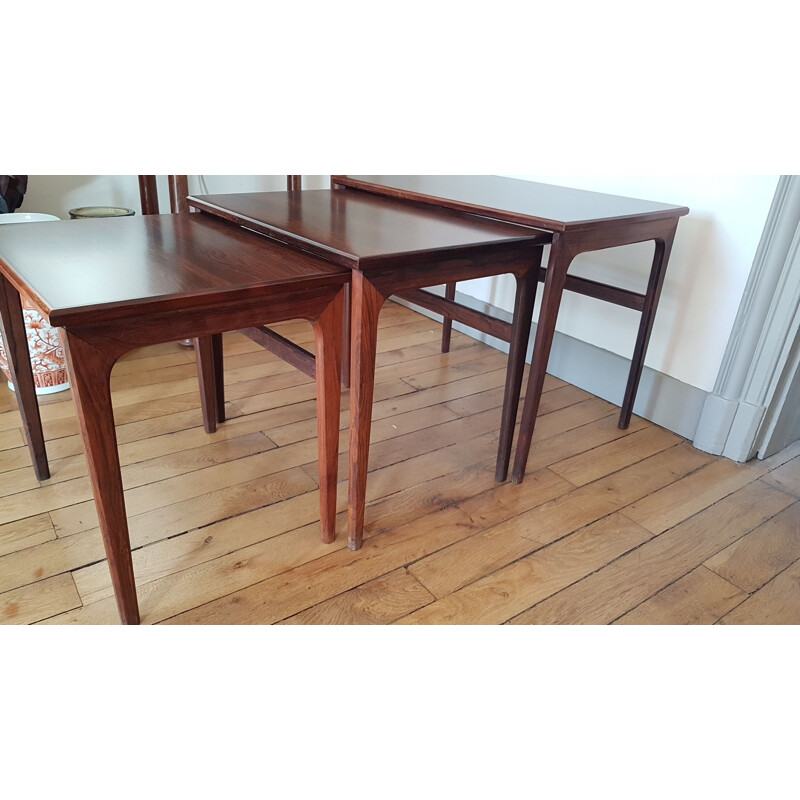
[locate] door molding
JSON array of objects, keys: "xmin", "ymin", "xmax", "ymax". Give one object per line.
[{"xmin": 693, "ymin": 175, "xmax": 800, "ymax": 461}]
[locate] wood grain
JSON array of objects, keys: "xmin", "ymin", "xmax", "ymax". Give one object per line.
[
  {"xmin": 703, "ymin": 501, "xmax": 800, "ymax": 593},
  {"xmin": 277, "ymin": 568, "xmax": 435, "ymax": 625},
  {"xmin": 623, "ymin": 458, "xmax": 768, "ymax": 535},
  {"xmin": 1, "ymin": 573, "xmax": 81, "ymax": 625},
  {"xmin": 0, "ymin": 514, "xmax": 55, "ymax": 559},
  {"xmin": 509, "ymin": 481, "xmax": 794, "ymax": 625},
  {"xmin": 717, "ymin": 558, "xmax": 800, "ymax": 624},
  {"xmin": 762, "ymin": 457, "xmax": 800, "ymax": 498},
  {"xmin": 397, "ymin": 514, "xmax": 652, "ymax": 625},
  {"xmin": 612, "ymin": 566, "xmax": 746, "ymax": 625}
]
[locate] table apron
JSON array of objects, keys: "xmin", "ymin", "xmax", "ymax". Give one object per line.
[
  {"xmin": 362, "ymin": 245, "xmax": 542, "ymax": 297},
  {"xmin": 60, "ymin": 284, "xmax": 343, "ymax": 357}
]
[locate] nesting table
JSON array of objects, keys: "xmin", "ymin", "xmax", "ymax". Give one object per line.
[
  {"xmin": 0, "ymin": 213, "xmax": 349, "ymax": 624},
  {"xmin": 332, "ymin": 176, "xmax": 690, "ymax": 482},
  {"xmin": 188, "ymin": 189, "xmax": 550, "ymax": 549}
]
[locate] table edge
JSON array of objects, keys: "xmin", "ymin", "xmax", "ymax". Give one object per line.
[{"xmin": 332, "ymin": 176, "xmax": 690, "ymax": 233}]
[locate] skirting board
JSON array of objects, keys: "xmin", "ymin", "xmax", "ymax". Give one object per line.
[{"xmin": 393, "ymin": 288, "xmax": 708, "ymax": 441}]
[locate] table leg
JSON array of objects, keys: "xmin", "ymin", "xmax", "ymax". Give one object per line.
[
  {"xmin": 495, "ymin": 259, "xmax": 540, "ymax": 482},
  {"xmin": 64, "ymin": 332, "xmax": 139, "ymax": 625},
  {"xmin": 511, "ymin": 235, "xmax": 573, "ymax": 484},
  {"xmin": 340, "ymin": 283, "xmax": 351, "ymax": 389},
  {"xmin": 312, "ymin": 288, "xmax": 344, "ymax": 543},
  {"xmin": 0, "ymin": 276, "xmax": 50, "ymax": 481},
  {"xmin": 619, "ymin": 229, "xmax": 676, "ymax": 429},
  {"xmin": 440, "ymin": 281, "xmax": 457, "ymax": 353},
  {"xmin": 348, "ymin": 271, "xmax": 386, "ymax": 550},
  {"xmin": 212, "ymin": 333, "xmax": 225, "ymax": 423},
  {"xmin": 195, "ymin": 336, "xmax": 219, "ymax": 434}
]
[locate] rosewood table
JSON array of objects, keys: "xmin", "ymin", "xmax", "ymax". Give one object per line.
[
  {"xmin": 0, "ymin": 213, "xmax": 349, "ymax": 624},
  {"xmin": 331, "ymin": 176, "xmax": 690, "ymax": 482},
  {"xmin": 187, "ymin": 189, "xmax": 551, "ymax": 550}
]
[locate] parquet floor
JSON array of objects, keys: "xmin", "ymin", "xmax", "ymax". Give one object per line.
[{"xmin": 1, "ymin": 301, "xmax": 799, "ymax": 625}]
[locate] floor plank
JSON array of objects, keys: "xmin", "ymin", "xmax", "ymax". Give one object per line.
[
  {"xmin": 1, "ymin": 573, "xmax": 81, "ymax": 625},
  {"xmin": 277, "ymin": 568, "xmax": 435, "ymax": 625},
  {"xmin": 507, "ymin": 481, "xmax": 793, "ymax": 625},
  {"xmin": 762, "ymin": 457, "xmax": 800, "ymax": 498},
  {"xmin": 612, "ymin": 566, "xmax": 746, "ymax": 625},
  {"xmin": 397, "ymin": 514, "xmax": 652, "ymax": 625},
  {"xmin": 703, "ymin": 502, "xmax": 800, "ymax": 593},
  {"xmin": 623, "ymin": 458, "xmax": 768, "ymax": 535},
  {"xmin": 718, "ymin": 558, "xmax": 800, "ymax": 624}
]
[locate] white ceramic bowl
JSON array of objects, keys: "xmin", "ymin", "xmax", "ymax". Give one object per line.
[{"xmin": 0, "ymin": 212, "xmax": 61, "ymax": 224}]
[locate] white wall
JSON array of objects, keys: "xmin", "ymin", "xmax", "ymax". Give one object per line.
[
  {"xmin": 21, "ymin": 175, "xmax": 331, "ymax": 220},
  {"xmin": 455, "ymin": 176, "xmax": 779, "ymax": 393}
]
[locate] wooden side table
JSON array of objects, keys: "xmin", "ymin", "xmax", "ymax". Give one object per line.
[
  {"xmin": 0, "ymin": 212, "xmax": 349, "ymax": 624},
  {"xmin": 331, "ymin": 176, "xmax": 690, "ymax": 482},
  {"xmin": 187, "ymin": 188, "xmax": 551, "ymax": 549}
]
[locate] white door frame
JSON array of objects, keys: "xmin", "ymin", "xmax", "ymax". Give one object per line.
[{"xmin": 693, "ymin": 175, "xmax": 800, "ymax": 461}]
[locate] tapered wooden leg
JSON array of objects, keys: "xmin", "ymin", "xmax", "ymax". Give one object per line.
[
  {"xmin": 340, "ymin": 283, "xmax": 351, "ymax": 389},
  {"xmin": 348, "ymin": 272, "xmax": 386, "ymax": 550},
  {"xmin": 212, "ymin": 332, "xmax": 225, "ymax": 423},
  {"xmin": 194, "ymin": 336, "xmax": 218, "ymax": 434},
  {"xmin": 312, "ymin": 289, "xmax": 344, "ymax": 543},
  {"xmin": 495, "ymin": 257, "xmax": 540, "ymax": 482},
  {"xmin": 441, "ymin": 281, "xmax": 457, "ymax": 353},
  {"xmin": 512, "ymin": 235, "xmax": 572, "ymax": 484},
  {"xmin": 619, "ymin": 230, "xmax": 676, "ymax": 429},
  {"xmin": 63, "ymin": 332, "xmax": 139, "ymax": 625},
  {"xmin": 0, "ymin": 276, "xmax": 49, "ymax": 480}
]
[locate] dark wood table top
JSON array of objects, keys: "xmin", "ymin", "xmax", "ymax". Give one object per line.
[
  {"xmin": 0, "ymin": 214, "xmax": 348, "ymax": 327},
  {"xmin": 188, "ymin": 189, "xmax": 551, "ymax": 271},
  {"xmin": 332, "ymin": 175, "xmax": 690, "ymax": 233}
]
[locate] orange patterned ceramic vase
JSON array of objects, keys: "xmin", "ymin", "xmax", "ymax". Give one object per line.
[
  {"xmin": 0, "ymin": 212, "xmax": 70, "ymax": 394},
  {"xmin": 0, "ymin": 295, "xmax": 70, "ymax": 394}
]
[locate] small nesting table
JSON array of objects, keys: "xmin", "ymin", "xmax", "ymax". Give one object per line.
[{"xmin": 0, "ymin": 213, "xmax": 349, "ymax": 624}]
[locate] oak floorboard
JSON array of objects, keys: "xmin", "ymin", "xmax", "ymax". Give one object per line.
[
  {"xmin": 718, "ymin": 557, "xmax": 800, "ymax": 624},
  {"xmin": 549, "ymin": 425, "xmax": 682, "ymax": 487},
  {"xmin": 612, "ymin": 566, "xmax": 746, "ymax": 625},
  {"xmin": 397, "ymin": 514, "xmax": 652, "ymax": 625},
  {"xmin": 508, "ymin": 481, "xmax": 793, "ymax": 625},
  {"xmin": 0, "ymin": 467, "xmax": 317, "ymax": 598},
  {"xmin": 623, "ymin": 458, "xmax": 768, "ymax": 535},
  {"xmin": 1, "ymin": 573, "xmax": 81, "ymax": 625},
  {"xmin": 0, "ymin": 513, "xmax": 56, "ymax": 559},
  {"xmin": 703, "ymin": 501, "xmax": 800, "ymax": 593},
  {"xmin": 0, "ymin": 432, "xmax": 278, "ymax": 528},
  {"xmin": 277, "ymin": 568, "xmax": 435, "ymax": 625},
  {"xmin": 404, "ymin": 445, "xmax": 708, "ymax": 606},
  {"xmin": 762, "ymin": 456, "xmax": 800, "ymax": 498},
  {"xmin": 160, "ymin": 506, "xmax": 478, "ymax": 625}
]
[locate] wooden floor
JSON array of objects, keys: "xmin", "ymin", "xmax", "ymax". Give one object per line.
[{"xmin": 1, "ymin": 301, "xmax": 799, "ymax": 625}]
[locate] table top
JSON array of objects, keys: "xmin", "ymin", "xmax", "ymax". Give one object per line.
[
  {"xmin": 332, "ymin": 175, "xmax": 690, "ymax": 232},
  {"xmin": 188, "ymin": 189, "xmax": 551, "ymax": 270},
  {"xmin": 0, "ymin": 213, "xmax": 348, "ymax": 327}
]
